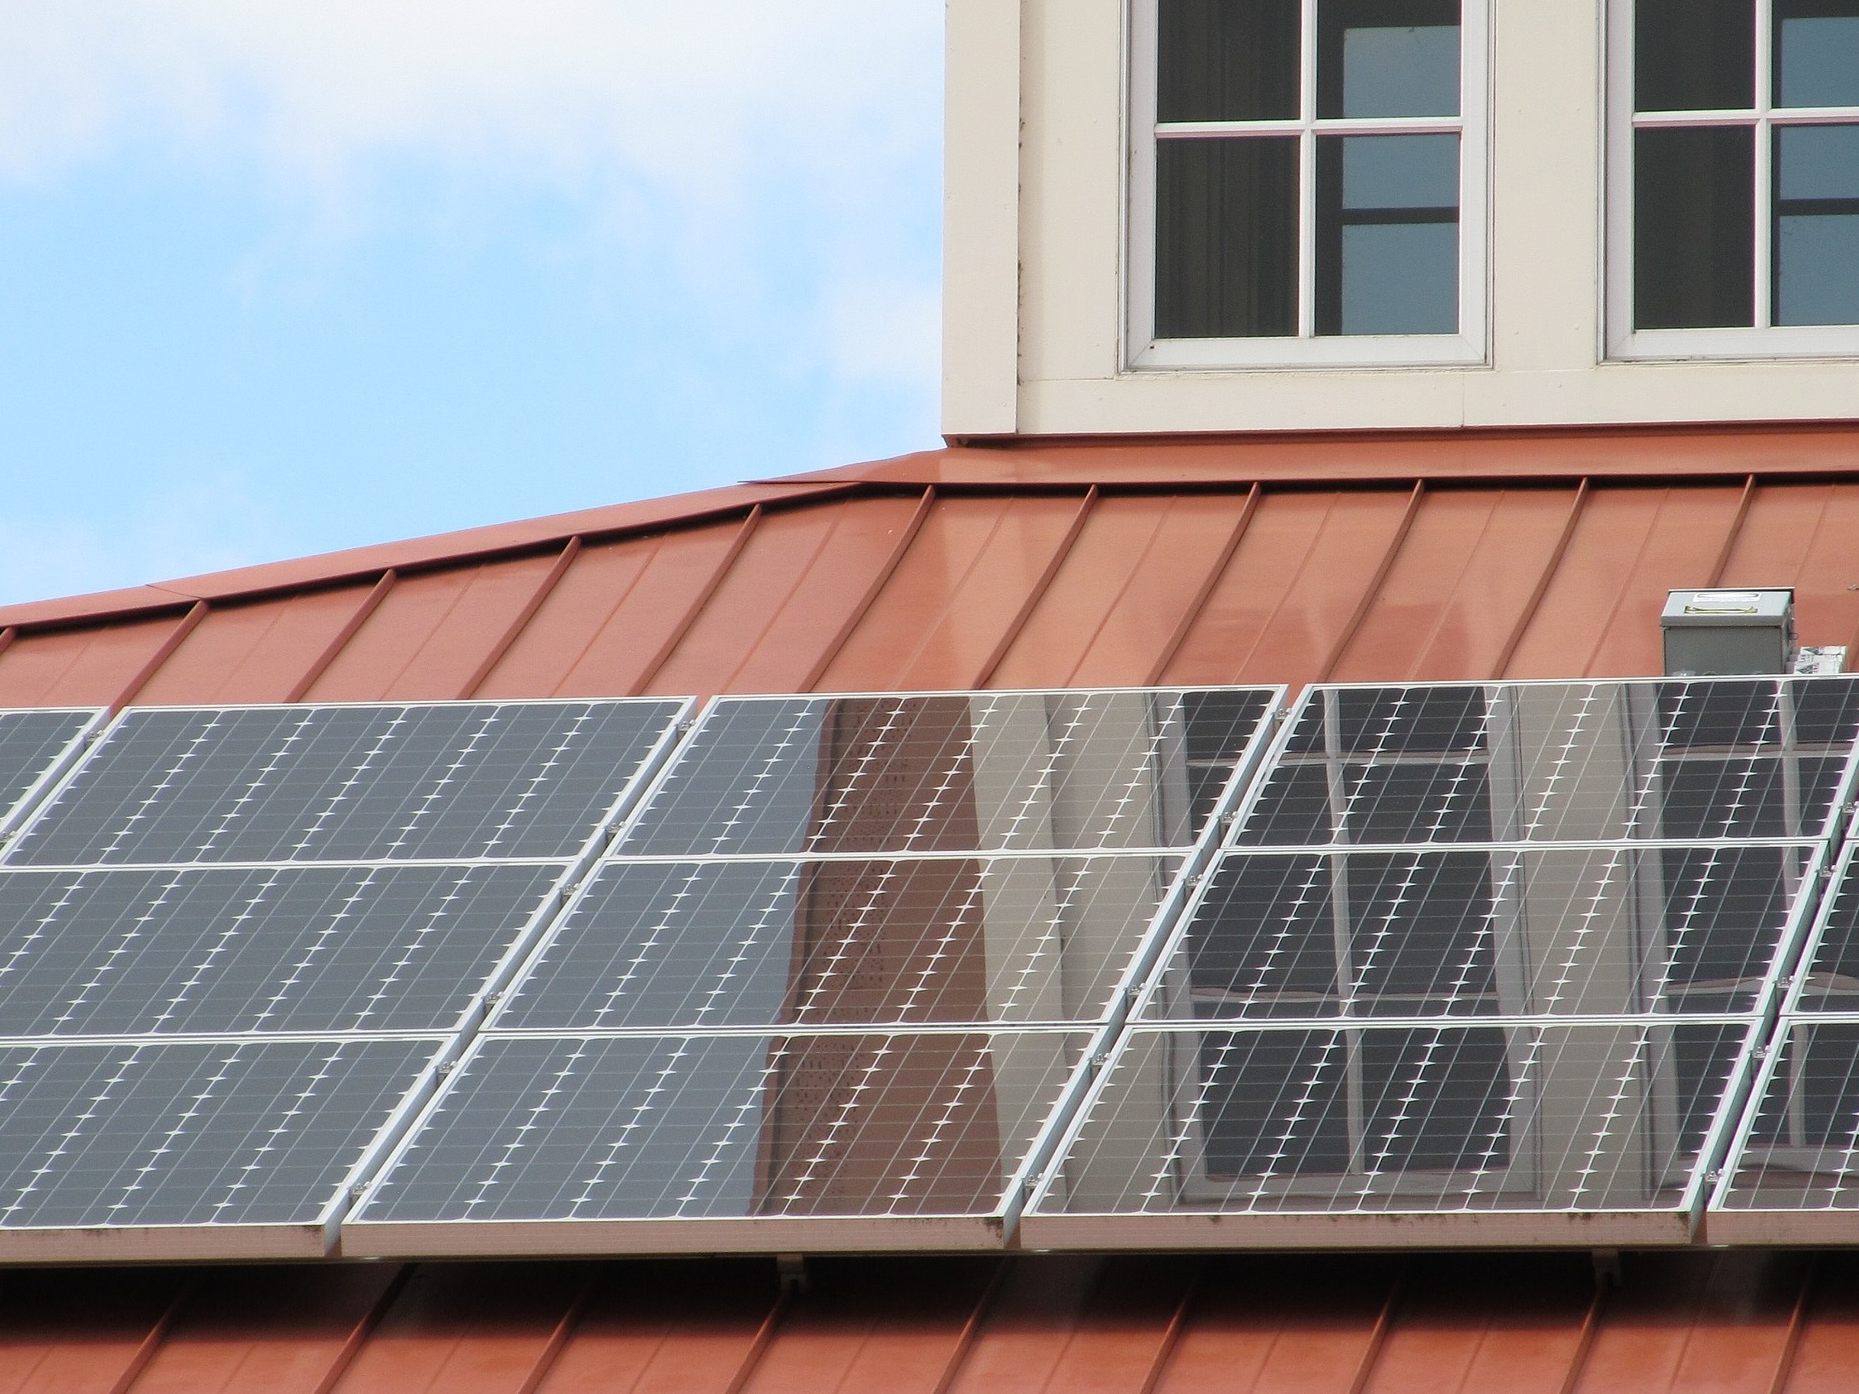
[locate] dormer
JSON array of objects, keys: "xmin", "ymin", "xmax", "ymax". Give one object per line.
[{"xmin": 943, "ymin": 0, "xmax": 1859, "ymax": 438}]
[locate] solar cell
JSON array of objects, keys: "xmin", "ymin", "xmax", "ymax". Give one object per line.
[
  {"xmin": 1235, "ymin": 677, "xmax": 1859, "ymax": 847},
  {"xmin": 0, "ymin": 1036, "xmax": 442, "ymax": 1259},
  {"xmin": 344, "ymin": 1029, "xmax": 1090, "ymax": 1255},
  {"xmin": 1024, "ymin": 1019, "xmax": 1754, "ymax": 1247},
  {"xmin": 0, "ymin": 863, "xmax": 565, "ymax": 1036},
  {"xmin": 7, "ymin": 700, "xmax": 686, "ymax": 866},
  {"xmin": 0, "ymin": 709, "xmax": 100, "ymax": 837},
  {"xmin": 616, "ymin": 688, "xmax": 1277, "ymax": 857},
  {"xmin": 492, "ymin": 854, "xmax": 1184, "ymax": 1031},
  {"xmin": 1141, "ymin": 844, "xmax": 1820, "ymax": 1022}
]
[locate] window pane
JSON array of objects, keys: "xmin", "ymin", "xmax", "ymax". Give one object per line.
[
  {"xmin": 1156, "ymin": 137, "xmax": 1299, "ymax": 339},
  {"xmin": 1775, "ymin": 0, "xmax": 1859, "ymax": 108},
  {"xmin": 1635, "ymin": 0, "xmax": 1755, "ymax": 112},
  {"xmin": 1316, "ymin": 134, "xmax": 1460, "ymax": 336},
  {"xmin": 1775, "ymin": 124, "xmax": 1859, "ymax": 325},
  {"xmin": 1634, "ymin": 126, "xmax": 1755, "ymax": 329},
  {"xmin": 1317, "ymin": 0, "xmax": 1461, "ymax": 119},
  {"xmin": 1159, "ymin": 0, "xmax": 1300, "ymax": 122}
]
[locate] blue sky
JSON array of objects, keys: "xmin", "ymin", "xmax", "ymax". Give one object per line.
[{"xmin": 0, "ymin": 3, "xmax": 944, "ymax": 605}]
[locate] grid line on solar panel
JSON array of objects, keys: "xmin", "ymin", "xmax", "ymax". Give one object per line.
[
  {"xmin": 1230, "ymin": 677, "xmax": 1859, "ymax": 849},
  {"xmin": 343, "ymin": 1027, "xmax": 1093, "ymax": 1255},
  {"xmin": 1022, "ymin": 1017, "xmax": 1759, "ymax": 1248},
  {"xmin": 0, "ymin": 1035, "xmax": 445, "ymax": 1260},
  {"xmin": 0, "ymin": 862, "xmax": 571, "ymax": 1038},
  {"xmin": 0, "ymin": 709, "xmax": 102, "ymax": 838},
  {"xmin": 1137, "ymin": 843, "xmax": 1825, "ymax": 1024},
  {"xmin": 489, "ymin": 852, "xmax": 1188, "ymax": 1033},
  {"xmin": 613, "ymin": 688, "xmax": 1279, "ymax": 858},
  {"xmin": 5, "ymin": 699, "xmax": 688, "ymax": 867}
]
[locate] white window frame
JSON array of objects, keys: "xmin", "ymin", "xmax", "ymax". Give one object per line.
[
  {"xmin": 1125, "ymin": 0, "xmax": 1491, "ymax": 370},
  {"xmin": 1605, "ymin": 0, "xmax": 1859, "ymax": 360}
]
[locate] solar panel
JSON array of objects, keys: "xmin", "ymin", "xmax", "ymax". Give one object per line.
[
  {"xmin": 0, "ymin": 709, "xmax": 101, "ymax": 839},
  {"xmin": 1022, "ymin": 1019, "xmax": 1754, "ymax": 1247},
  {"xmin": 0, "ymin": 863, "xmax": 566, "ymax": 1036},
  {"xmin": 1234, "ymin": 677, "xmax": 1859, "ymax": 847},
  {"xmin": 491, "ymin": 854, "xmax": 1184, "ymax": 1031},
  {"xmin": 1140, "ymin": 844, "xmax": 1821, "ymax": 1022},
  {"xmin": 616, "ymin": 688, "xmax": 1278, "ymax": 857},
  {"xmin": 7, "ymin": 700, "xmax": 687, "ymax": 866},
  {"xmin": 1706, "ymin": 840, "xmax": 1859, "ymax": 1240},
  {"xmin": 0, "ymin": 1036, "xmax": 443, "ymax": 1260},
  {"xmin": 344, "ymin": 1029, "xmax": 1091, "ymax": 1255}
]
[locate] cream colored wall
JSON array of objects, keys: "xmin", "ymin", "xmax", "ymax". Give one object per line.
[{"xmin": 941, "ymin": 0, "xmax": 1859, "ymax": 439}]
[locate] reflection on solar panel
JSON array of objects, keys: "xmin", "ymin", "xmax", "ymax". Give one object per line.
[
  {"xmin": 493, "ymin": 854, "xmax": 1182, "ymax": 1031},
  {"xmin": 0, "ymin": 709, "xmax": 100, "ymax": 839},
  {"xmin": 0, "ymin": 864, "xmax": 564, "ymax": 1036},
  {"xmin": 0, "ymin": 1037, "xmax": 442, "ymax": 1260},
  {"xmin": 1024, "ymin": 1020, "xmax": 1751, "ymax": 1247},
  {"xmin": 617, "ymin": 689, "xmax": 1276, "ymax": 857},
  {"xmin": 345, "ymin": 1029, "xmax": 1089, "ymax": 1255},
  {"xmin": 1234, "ymin": 677, "xmax": 1859, "ymax": 847},
  {"xmin": 1709, "ymin": 841, "xmax": 1859, "ymax": 1240},
  {"xmin": 1141, "ymin": 845, "xmax": 1819, "ymax": 1022},
  {"xmin": 8, "ymin": 700, "xmax": 686, "ymax": 866}
]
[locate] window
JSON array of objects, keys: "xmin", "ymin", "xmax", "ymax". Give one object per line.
[
  {"xmin": 1609, "ymin": 0, "xmax": 1859, "ymax": 356},
  {"xmin": 1129, "ymin": 0, "xmax": 1488, "ymax": 368}
]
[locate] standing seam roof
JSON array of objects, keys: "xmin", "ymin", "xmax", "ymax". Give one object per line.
[{"xmin": 7, "ymin": 426, "xmax": 1859, "ymax": 1392}]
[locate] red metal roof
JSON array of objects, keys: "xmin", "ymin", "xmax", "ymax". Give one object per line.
[{"xmin": 8, "ymin": 426, "xmax": 1859, "ymax": 1392}]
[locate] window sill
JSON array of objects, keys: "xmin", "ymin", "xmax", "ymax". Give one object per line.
[
  {"xmin": 1132, "ymin": 335, "xmax": 1488, "ymax": 371},
  {"xmin": 1609, "ymin": 326, "xmax": 1859, "ymax": 363}
]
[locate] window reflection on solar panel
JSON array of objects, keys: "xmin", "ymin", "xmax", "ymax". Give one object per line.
[
  {"xmin": 1035, "ymin": 1021, "xmax": 1745, "ymax": 1222},
  {"xmin": 617, "ymin": 689, "xmax": 1274, "ymax": 857},
  {"xmin": 1717, "ymin": 1021, "xmax": 1859, "ymax": 1220},
  {"xmin": 0, "ymin": 864, "xmax": 563, "ymax": 1036},
  {"xmin": 1142, "ymin": 845, "xmax": 1815, "ymax": 1021},
  {"xmin": 355, "ymin": 1031, "xmax": 1087, "ymax": 1231},
  {"xmin": 1236, "ymin": 677, "xmax": 1859, "ymax": 846},
  {"xmin": 8, "ymin": 700, "xmax": 684, "ymax": 866},
  {"xmin": 0, "ymin": 710, "xmax": 96, "ymax": 830},
  {"xmin": 1791, "ymin": 854, "xmax": 1859, "ymax": 1014},
  {"xmin": 0, "ymin": 1038, "xmax": 439, "ymax": 1233},
  {"xmin": 493, "ymin": 854, "xmax": 1181, "ymax": 1031}
]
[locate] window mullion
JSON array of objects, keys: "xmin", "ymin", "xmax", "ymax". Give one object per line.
[
  {"xmin": 1298, "ymin": 0, "xmax": 1319, "ymax": 339},
  {"xmin": 1755, "ymin": 0, "xmax": 1776, "ymax": 328}
]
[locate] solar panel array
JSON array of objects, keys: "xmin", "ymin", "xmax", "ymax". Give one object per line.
[
  {"xmin": 7, "ymin": 677, "xmax": 1859, "ymax": 1260},
  {"xmin": 1024, "ymin": 676, "xmax": 1859, "ymax": 1248},
  {"xmin": 0, "ymin": 699, "xmax": 689, "ymax": 1260},
  {"xmin": 347, "ymin": 688, "xmax": 1281, "ymax": 1254}
]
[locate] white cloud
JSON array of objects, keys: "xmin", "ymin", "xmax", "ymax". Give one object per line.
[{"xmin": 0, "ymin": 1, "xmax": 943, "ymax": 209}]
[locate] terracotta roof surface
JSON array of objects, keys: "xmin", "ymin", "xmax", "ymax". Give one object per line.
[{"xmin": 7, "ymin": 425, "xmax": 1859, "ymax": 1392}]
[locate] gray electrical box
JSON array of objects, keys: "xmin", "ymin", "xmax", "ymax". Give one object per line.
[{"xmin": 1661, "ymin": 588, "xmax": 1796, "ymax": 676}]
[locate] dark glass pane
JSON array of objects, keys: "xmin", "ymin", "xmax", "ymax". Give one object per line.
[
  {"xmin": 1634, "ymin": 126, "xmax": 1755, "ymax": 329},
  {"xmin": 1346, "ymin": 852, "xmax": 1496, "ymax": 1012},
  {"xmin": 1159, "ymin": 0, "xmax": 1300, "ymax": 122},
  {"xmin": 1316, "ymin": 135, "xmax": 1459, "ymax": 336},
  {"xmin": 1185, "ymin": 856, "xmax": 1340, "ymax": 1009},
  {"xmin": 1360, "ymin": 1028, "xmax": 1512, "ymax": 1171},
  {"xmin": 1775, "ymin": 124, "xmax": 1859, "ymax": 326},
  {"xmin": 1199, "ymin": 1030, "xmax": 1352, "ymax": 1177},
  {"xmin": 1290, "ymin": 686, "xmax": 1491, "ymax": 756},
  {"xmin": 1316, "ymin": 0, "xmax": 1461, "ymax": 118},
  {"xmin": 1156, "ymin": 137, "xmax": 1299, "ymax": 338},
  {"xmin": 1635, "ymin": 0, "xmax": 1755, "ymax": 112},
  {"xmin": 1775, "ymin": 0, "xmax": 1859, "ymax": 107}
]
